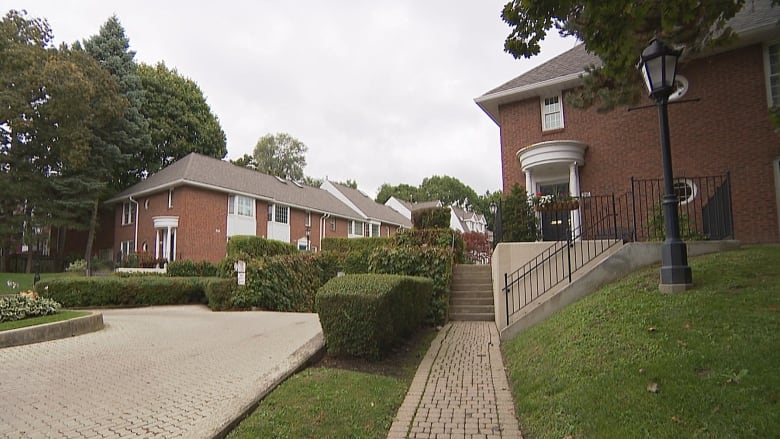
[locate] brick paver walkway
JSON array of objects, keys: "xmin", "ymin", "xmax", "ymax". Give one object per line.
[
  {"xmin": 388, "ymin": 321, "xmax": 523, "ymax": 439},
  {"xmin": 0, "ymin": 305, "xmax": 323, "ymax": 439}
]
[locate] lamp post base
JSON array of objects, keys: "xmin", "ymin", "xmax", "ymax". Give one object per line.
[{"xmin": 659, "ymin": 241, "xmax": 693, "ymax": 293}]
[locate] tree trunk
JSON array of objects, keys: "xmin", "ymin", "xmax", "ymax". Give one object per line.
[
  {"xmin": 84, "ymin": 198, "xmax": 99, "ymax": 277},
  {"xmin": 0, "ymin": 246, "xmax": 6, "ymax": 273},
  {"xmin": 25, "ymin": 248, "xmax": 33, "ymax": 274},
  {"xmin": 55, "ymin": 227, "xmax": 66, "ymax": 272}
]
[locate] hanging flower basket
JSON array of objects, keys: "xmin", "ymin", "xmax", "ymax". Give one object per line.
[{"xmin": 534, "ymin": 199, "xmax": 580, "ymax": 212}]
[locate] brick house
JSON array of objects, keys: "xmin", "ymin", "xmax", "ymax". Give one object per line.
[
  {"xmin": 384, "ymin": 197, "xmax": 488, "ymax": 234},
  {"xmin": 107, "ymin": 153, "xmax": 411, "ymax": 263},
  {"xmin": 475, "ymin": 2, "xmax": 780, "ymax": 243}
]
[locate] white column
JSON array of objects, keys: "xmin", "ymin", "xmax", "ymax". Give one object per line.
[
  {"xmin": 569, "ymin": 162, "xmax": 581, "ymax": 240},
  {"xmin": 164, "ymin": 226, "xmax": 172, "ymax": 261},
  {"xmin": 154, "ymin": 229, "xmax": 161, "ymax": 259},
  {"xmin": 525, "ymin": 170, "xmax": 534, "ymax": 195}
]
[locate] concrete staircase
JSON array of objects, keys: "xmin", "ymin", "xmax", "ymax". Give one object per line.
[{"xmin": 449, "ymin": 264, "xmax": 494, "ymax": 321}]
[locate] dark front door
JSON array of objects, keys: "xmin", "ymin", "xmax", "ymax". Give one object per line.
[{"xmin": 539, "ymin": 182, "xmax": 570, "ymax": 241}]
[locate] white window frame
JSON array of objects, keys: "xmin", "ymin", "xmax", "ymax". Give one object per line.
[
  {"xmin": 541, "ymin": 94, "xmax": 564, "ymax": 131},
  {"xmin": 370, "ymin": 223, "xmax": 380, "ymax": 237},
  {"xmin": 330, "ymin": 217, "xmax": 336, "ymax": 231},
  {"xmin": 120, "ymin": 240, "xmax": 134, "ymax": 256},
  {"xmin": 168, "ymin": 188, "xmax": 174, "ymax": 208},
  {"xmin": 273, "ymin": 205, "xmax": 289, "ymax": 224},
  {"xmin": 765, "ymin": 42, "xmax": 780, "ymax": 107},
  {"xmin": 228, "ymin": 195, "xmax": 254, "ymax": 217},
  {"xmin": 349, "ymin": 220, "xmax": 365, "ymax": 238},
  {"xmin": 122, "ymin": 202, "xmax": 136, "ymax": 225},
  {"xmin": 305, "ymin": 211, "xmax": 311, "ymax": 227}
]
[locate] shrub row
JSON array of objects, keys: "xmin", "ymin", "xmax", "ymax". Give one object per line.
[
  {"xmin": 227, "ymin": 235, "xmax": 299, "ymax": 259},
  {"xmin": 0, "ymin": 293, "xmax": 61, "ymax": 322},
  {"xmin": 320, "ymin": 237, "xmax": 394, "ymax": 273},
  {"xmin": 167, "ymin": 259, "xmax": 219, "ymax": 277},
  {"xmin": 316, "ymin": 274, "xmax": 431, "ymax": 360},
  {"xmin": 34, "ymin": 277, "xmax": 219, "ymax": 308},
  {"xmin": 411, "ymin": 206, "xmax": 450, "ymax": 229},
  {"xmin": 228, "ymin": 253, "xmax": 322, "ymax": 312},
  {"xmin": 394, "ymin": 228, "xmax": 466, "ymax": 263},
  {"xmin": 369, "ymin": 247, "xmax": 453, "ymax": 325}
]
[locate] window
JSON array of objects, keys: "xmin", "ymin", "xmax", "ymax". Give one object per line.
[
  {"xmin": 122, "ymin": 202, "xmax": 136, "ymax": 225},
  {"xmin": 370, "ymin": 223, "xmax": 380, "ymax": 237},
  {"xmin": 330, "ymin": 217, "xmax": 336, "ymax": 231},
  {"xmin": 768, "ymin": 43, "xmax": 780, "ymax": 107},
  {"xmin": 673, "ymin": 179, "xmax": 697, "ymax": 205},
  {"xmin": 541, "ymin": 95, "xmax": 563, "ymax": 131},
  {"xmin": 274, "ymin": 205, "xmax": 289, "ymax": 224},
  {"xmin": 120, "ymin": 240, "xmax": 134, "ymax": 256},
  {"xmin": 349, "ymin": 220, "xmax": 364, "ymax": 237},
  {"xmin": 305, "ymin": 212, "xmax": 311, "ymax": 227},
  {"xmin": 168, "ymin": 188, "xmax": 174, "ymax": 208},
  {"xmin": 228, "ymin": 195, "xmax": 254, "ymax": 217}
]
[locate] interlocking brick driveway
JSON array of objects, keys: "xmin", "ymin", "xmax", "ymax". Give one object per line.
[{"xmin": 0, "ymin": 305, "xmax": 323, "ymax": 439}]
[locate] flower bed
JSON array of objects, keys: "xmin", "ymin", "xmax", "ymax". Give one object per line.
[{"xmin": 0, "ymin": 291, "xmax": 61, "ymax": 323}]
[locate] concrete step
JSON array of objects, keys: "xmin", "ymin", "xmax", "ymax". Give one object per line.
[
  {"xmin": 450, "ymin": 304, "xmax": 494, "ymax": 314},
  {"xmin": 449, "ymin": 312, "xmax": 494, "ymax": 321},
  {"xmin": 450, "ymin": 290, "xmax": 492, "ymax": 299},
  {"xmin": 451, "ymin": 297, "xmax": 494, "ymax": 306}
]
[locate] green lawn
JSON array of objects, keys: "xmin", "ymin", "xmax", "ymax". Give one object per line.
[
  {"xmin": 503, "ymin": 245, "xmax": 780, "ymax": 438},
  {"xmin": 228, "ymin": 329, "xmax": 436, "ymax": 439},
  {"xmin": 0, "ymin": 272, "xmax": 78, "ymax": 294},
  {"xmin": 0, "ymin": 310, "xmax": 89, "ymax": 332}
]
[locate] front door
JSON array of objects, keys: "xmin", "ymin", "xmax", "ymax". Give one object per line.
[{"xmin": 539, "ymin": 182, "xmax": 570, "ymax": 241}]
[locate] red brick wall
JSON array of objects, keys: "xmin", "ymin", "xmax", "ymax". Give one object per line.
[{"xmin": 498, "ymin": 43, "xmax": 780, "ymax": 243}]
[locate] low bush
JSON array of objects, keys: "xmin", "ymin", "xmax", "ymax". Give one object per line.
[
  {"xmin": 316, "ymin": 274, "xmax": 431, "ymax": 360},
  {"xmin": 34, "ymin": 277, "xmax": 211, "ymax": 307},
  {"xmin": 231, "ymin": 253, "xmax": 321, "ymax": 312},
  {"xmin": 65, "ymin": 259, "xmax": 87, "ymax": 273},
  {"xmin": 320, "ymin": 237, "xmax": 394, "ymax": 273},
  {"xmin": 0, "ymin": 291, "xmax": 61, "ymax": 322},
  {"xmin": 227, "ymin": 235, "xmax": 298, "ymax": 259},
  {"xmin": 167, "ymin": 259, "xmax": 219, "ymax": 277},
  {"xmin": 393, "ymin": 228, "xmax": 465, "ymax": 263},
  {"xmin": 369, "ymin": 247, "xmax": 453, "ymax": 326},
  {"xmin": 202, "ymin": 278, "xmax": 235, "ymax": 311}
]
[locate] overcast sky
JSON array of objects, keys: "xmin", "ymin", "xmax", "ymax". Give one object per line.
[{"xmin": 7, "ymin": 1, "xmax": 577, "ymax": 198}]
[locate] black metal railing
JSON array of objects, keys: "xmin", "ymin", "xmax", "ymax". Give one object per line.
[{"xmin": 502, "ymin": 174, "xmax": 733, "ymax": 326}]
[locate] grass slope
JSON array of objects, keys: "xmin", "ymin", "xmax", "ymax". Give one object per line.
[
  {"xmin": 0, "ymin": 311, "xmax": 89, "ymax": 331},
  {"xmin": 0, "ymin": 272, "xmax": 75, "ymax": 294},
  {"xmin": 503, "ymin": 245, "xmax": 780, "ymax": 438}
]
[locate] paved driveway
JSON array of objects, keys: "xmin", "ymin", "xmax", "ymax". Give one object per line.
[{"xmin": 0, "ymin": 305, "xmax": 323, "ymax": 438}]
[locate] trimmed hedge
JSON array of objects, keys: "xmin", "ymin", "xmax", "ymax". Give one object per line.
[
  {"xmin": 369, "ymin": 247, "xmax": 453, "ymax": 325},
  {"xmin": 203, "ymin": 278, "xmax": 235, "ymax": 311},
  {"xmin": 167, "ymin": 259, "xmax": 219, "ymax": 277},
  {"xmin": 34, "ymin": 277, "xmax": 212, "ymax": 307},
  {"xmin": 230, "ymin": 253, "xmax": 322, "ymax": 312},
  {"xmin": 316, "ymin": 274, "xmax": 431, "ymax": 360},
  {"xmin": 320, "ymin": 237, "xmax": 394, "ymax": 273},
  {"xmin": 226, "ymin": 235, "xmax": 299, "ymax": 259},
  {"xmin": 411, "ymin": 206, "xmax": 450, "ymax": 229}
]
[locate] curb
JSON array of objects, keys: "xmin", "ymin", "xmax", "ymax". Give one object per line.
[{"xmin": 0, "ymin": 311, "xmax": 104, "ymax": 349}]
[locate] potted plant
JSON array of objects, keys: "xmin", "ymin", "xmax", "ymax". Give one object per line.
[{"xmin": 530, "ymin": 192, "xmax": 580, "ymax": 212}]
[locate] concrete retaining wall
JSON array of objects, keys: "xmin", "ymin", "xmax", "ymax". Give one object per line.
[{"xmin": 0, "ymin": 311, "xmax": 104, "ymax": 348}]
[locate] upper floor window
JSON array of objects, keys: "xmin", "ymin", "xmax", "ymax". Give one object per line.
[
  {"xmin": 168, "ymin": 188, "xmax": 174, "ymax": 208},
  {"xmin": 541, "ymin": 94, "xmax": 564, "ymax": 131},
  {"xmin": 767, "ymin": 43, "xmax": 779, "ymax": 107},
  {"xmin": 122, "ymin": 201, "xmax": 136, "ymax": 225},
  {"xmin": 228, "ymin": 195, "xmax": 254, "ymax": 217},
  {"xmin": 305, "ymin": 211, "xmax": 311, "ymax": 227}
]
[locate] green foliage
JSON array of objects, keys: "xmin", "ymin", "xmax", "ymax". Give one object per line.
[
  {"xmin": 316, "ymin": 274, "xmax": 431, "ymax": 359},
  {"xmin": 203, "ymin": 278, "xmax": 235, "ymax": 311},
  {"xmin": 226, "ymin": 235, "xmax": 299, "ymax": 259},
  {"xmin": 375, "ymin": 182, "xmax": 422, "ymax": 204},
  {"xmin": 646, "ymin": 203, "xmax": 705, "ymax": 241},
  {"xmin": 35, "ymin": 276, "xmax": 210, "ymax": 307},
  {"xmin": 253, "ymin": 132, "xmax": 307, "ymax": 181},
  {"xmin": 411, "ymin": 206, "xmax": 450, "ymax": 229},
  {"xmin": 502, "ymin": 183, "xmax": 539, "ymax": 242},
  {"xmin": 231, "ymin": 253, "xmax": 321, "ymax": 312},
  {"xmin": 0, "ymin": 293, "xmax": 61, "ymax": 322},
  {"xmin": 393, "ymin": 228, "xmax": 465, "ymax": 263},
  {"xmin": 419, "ymin": 175, "xmax": 480, "ymax": 208},
  {"xmin": 320, "ymin": 237, "xmax": 394, "ymax": 273},
  {"xmin": 501, "ymin": 0, "xmax": 752, "ymax": 111},
  {"xmin": 167, "ymin": 259, "xmax": 219, "ymax": 277},
  {"xmin": 65, "ymin": 259, "xmax": 87, "ymax": 273},
  {"xmin": 368, "ymin": 246, "xmax": 453, "ymax": 325},
  {"xmin": 138, "ymin": 62, "xmax": 227, "ymax": 173}
]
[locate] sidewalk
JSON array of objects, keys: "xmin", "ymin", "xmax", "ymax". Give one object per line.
[{"xmin": 388, "ymin": 321, "xmax": 524, "ymax": 439}]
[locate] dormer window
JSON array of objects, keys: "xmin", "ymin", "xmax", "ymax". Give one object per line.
[{"xmin": 541, "ymin": 94, "xmax": 564, "ymax": 131}]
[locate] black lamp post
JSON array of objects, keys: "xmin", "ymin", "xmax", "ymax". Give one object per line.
[
  {"xmin": 33, "ymin": 225, "xmax": 41, "ymax": 286},
  {"xmin": 489, "ymin": 200, "xmax": 503, "ymax": 249},
  {"xmin": 305, "ymin": 225, "xmax": 311, "ymax": 251},
  {"xmin": 638, "ymin": 38, "xmax": 692, "ymax": 292}
]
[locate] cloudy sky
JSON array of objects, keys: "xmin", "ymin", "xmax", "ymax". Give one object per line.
[{"xmin": 8, "ymin": 1, "xmax": 577, "ymax": 198}]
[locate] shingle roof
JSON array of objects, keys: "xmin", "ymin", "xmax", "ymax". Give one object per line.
[
  {"xmin": 108, "ymin": 153, "xmax": 363, "ymax": 220},
  {"xmin": 327, "ymin": 182, "xmax": 413, "ymax": 228}
]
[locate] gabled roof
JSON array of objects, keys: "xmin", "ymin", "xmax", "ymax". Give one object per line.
[
  {"xmin": 475, "ymin": 0, "xmax": 780, "ymax": 123},
  {"xmin": 323, "ymin": 181, "xmax": 412, "ymax": 228},
  {"xmin": 108, "ymin": 153, "xmax": 363, "ymax": 220},
  {"xmin": 451, "ymin": 205, "xmax": 486, "ymax": 224}
]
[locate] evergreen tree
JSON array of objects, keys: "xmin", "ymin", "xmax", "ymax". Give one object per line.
[{"xmin": 502, "ymin": 184, "xmax": 538, "ymax": 242}]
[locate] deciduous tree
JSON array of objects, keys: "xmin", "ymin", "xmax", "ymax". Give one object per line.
[{"xmin": 253, "ymin": 132, "xmax": 307, "ymax": 181}]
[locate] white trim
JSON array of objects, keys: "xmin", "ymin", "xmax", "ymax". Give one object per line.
[
  {"xmin": 764, "ymin": 41, "xmax": 780, "ymax": 108},
  {"xmin": 774, "ymin": 157, "xmax": 780, "ymax": 239},
  {"xmin": 540, "ymin": 94, "xmax": 564, "ymax": 131},
  {"xmin": 517, "ymin": 140, "xmax": 588, "ymax": 171}
]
